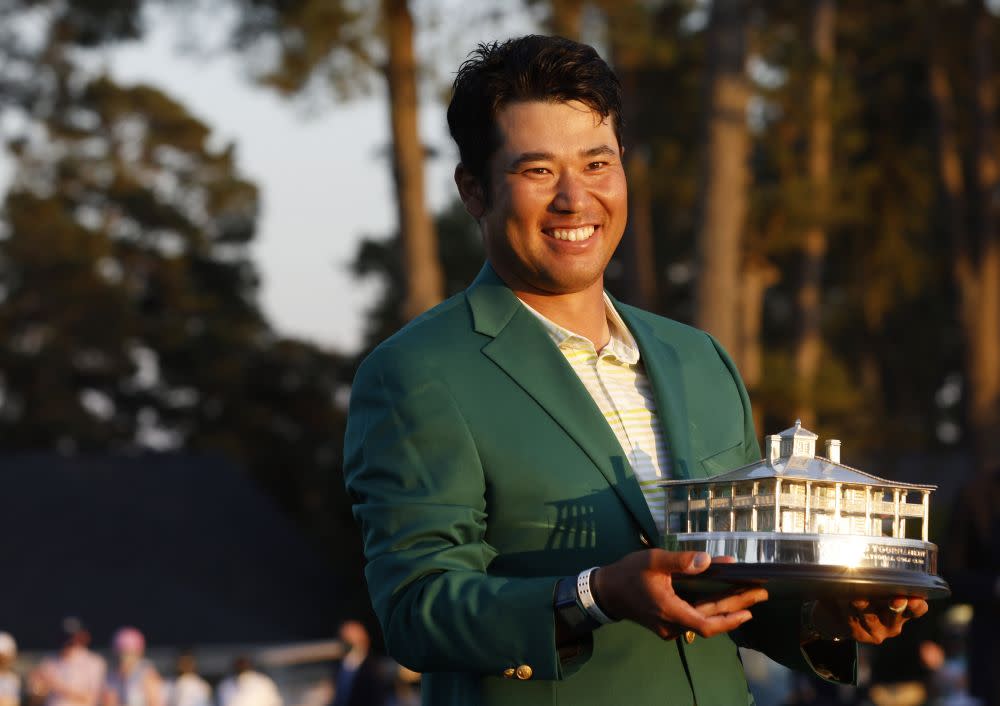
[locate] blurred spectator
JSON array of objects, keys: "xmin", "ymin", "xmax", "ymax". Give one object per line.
[
  {"xmin": 331, "ymin": 622, "xmax": 385, "ymax": 706},
  {"xmin": 29, "ymin": 619, "xmax": 106, "ymax": 706},
  {"xmin": 163, "ymin": 654, "xmax": 209, "ymax": 706},
  {"xmin": 0, "ymin": 632, "xmax": 20, "ymax": 706},
  {"xmin": 386, "ymin": 666, "xmax": 419, "ymax": 706},
  {"xmin": 103, "ymin": 628, "xmax": 162, "ymax": 706},
  {"xmin": 217, "ymin": 658, "xmax": 281, "ymax": 706},
  {"xmin": 943, "ymin": 466, "xmax": 1000, "ymax": 705}
]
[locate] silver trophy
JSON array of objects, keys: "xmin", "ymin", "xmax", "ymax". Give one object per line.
[{"xmin": 660, "ymin": 421, "xmax": 951, "ymax": 599}]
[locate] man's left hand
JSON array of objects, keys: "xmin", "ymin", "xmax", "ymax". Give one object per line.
[{"xmin": 812, "ymin": 596, "xmax": 928, "ymax": 644}]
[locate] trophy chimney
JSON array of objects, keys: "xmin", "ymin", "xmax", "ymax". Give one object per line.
[
  {"xmin": 765, "ymin": 435, "xmax": 782, "ymax": 464},
  {"xmin": 824, "ymin": 439, "xmax": 841, "ymax": 464}
]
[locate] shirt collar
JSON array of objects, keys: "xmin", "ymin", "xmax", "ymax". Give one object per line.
[{"xmin": 518, "ymin": 293, "xmax": 641, "ymax": 365}]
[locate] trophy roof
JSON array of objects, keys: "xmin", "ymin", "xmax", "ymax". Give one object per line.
[
  {"xmin": 659, "ymin": 421, "xmax": 936, "ymax": 491},
  {"xmin": 659, "ymin": 456, "xmax": 937, "ymax": 491}
]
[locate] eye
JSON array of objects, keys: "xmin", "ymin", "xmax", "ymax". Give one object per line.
[
  {"xmin": 586, "ymin": 161, "xmax": 608, "ymax": 170},
  {"xmin": 524, "ymin": 167, "xmax": 551, "ymax": 175}
]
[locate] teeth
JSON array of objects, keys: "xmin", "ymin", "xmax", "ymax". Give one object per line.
[{"xmin": 550, "ymin": 226, "xmax": 595, "ymax": 242}]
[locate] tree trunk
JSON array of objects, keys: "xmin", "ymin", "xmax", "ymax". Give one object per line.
[
  {"xmin": 966, "ymin": 0, "xmax": 1000, "ymax": 467},
  {"xmin": 928, "ymin": 0, "xmax": 1000, "ymax": 469},
  {"xmin": 741, "ymin": 256, "xmax": 779, "ymax": 435},
  {"xmin": 383, "ymin": 0, "xmax": 444, "ymax": 321},
  {"xmin": 693, "ymin": 0, "xmax": 750, "ymax": 359},
  {"xmin": 610, "ymin": 28, "xmax": 659, "ymax": 312},
  {"xmin": 793, "ymin": 0, "xmax": 835, "ymax": 428},
  {"xmin": 548, "ymin": 0, "xmax": 586, "ymax": 40},
  {"xmin": 622, "ymin": 148, "xmax": 658, "ymax": 311}
]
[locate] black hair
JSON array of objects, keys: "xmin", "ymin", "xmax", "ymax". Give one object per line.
[{"xmin": 447, "ymin": 35, "xmax": 624, "ymax": 193}]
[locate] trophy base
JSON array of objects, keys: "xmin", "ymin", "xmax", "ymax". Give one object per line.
[{"xmin": 673, "ymin": 563, "xmax": 952, "ymax": 600}]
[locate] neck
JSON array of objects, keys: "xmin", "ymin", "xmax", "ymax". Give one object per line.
[{"xmin": 515, "ymin": 281, "xmax": 609, "ymax": 349}]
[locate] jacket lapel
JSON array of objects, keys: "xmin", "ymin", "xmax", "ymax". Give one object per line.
[
  {"xmin": 466, "ymin": 265, "xmax": 659, "ymax": 542},
  {"xmin": 611, "ymin": 301, "xmax": 700, "ymax": 482}
]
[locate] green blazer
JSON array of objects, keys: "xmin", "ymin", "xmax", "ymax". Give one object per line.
[{"xmin": 344, "ymin": 265, "xmax": 852, "ymax": 706}]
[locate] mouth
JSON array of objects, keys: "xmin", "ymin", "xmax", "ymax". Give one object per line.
[{"xmin": 543, "ymin": 225, "xmax": 597, "ymax": 242}]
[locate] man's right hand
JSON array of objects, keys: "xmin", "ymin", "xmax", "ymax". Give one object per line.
[{"xmin": 592, "ymin": 549, "xmax": 768, "ymax": 641}]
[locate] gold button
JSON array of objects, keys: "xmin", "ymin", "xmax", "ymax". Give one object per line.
[
  {"xmin": 683, "ymin": 630, "xmax": 696, "ymax": 644},
  {"xmin": 515, "ymin": 664, "xmax": 533, "ymax": 680},
  {"xmin": 502, "ymin": 668, "xmax": 515, "ymax": 679},
  {"xmin": 639, "ymin": 533, "xmax": 651, "ymax": 547}
]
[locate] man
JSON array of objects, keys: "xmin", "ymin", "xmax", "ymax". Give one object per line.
[
  {"xmin": 217, "ymin": 658, "xmax": 281, "ymax": 706},
  {"xmin": 331, "ymin": 621, "xmax": 387, "ymax": 706},
  {"xmin": 103, "ymin": 628, "xmax": 162, "ymax": 706},
  {"xmin": 0, "ymin": 632, "xmax": 19, "ymax": 706},
  {"xmin": 29, "ymin": 619, "xmax": 106, "ymax": 706},
  {"xmin": 344, "ymin": 35, "xmax": 927, "ymax": 706},
  {"xmin": 163, "ymin": 653, "xmax": 211, "ymax": 706}
]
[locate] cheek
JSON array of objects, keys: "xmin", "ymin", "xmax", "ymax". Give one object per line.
[
  {"xmin": 596, "ymin": 173, "xmax": 628, "ymax": 207},
  {"xmin": 504, "ymin": 181, "xmax": 550, "ymax": 220}
]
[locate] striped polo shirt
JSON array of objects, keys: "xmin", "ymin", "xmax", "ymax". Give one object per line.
[{"xmin": 520, "ymin": 295, "xmax": 672, "ymax": 535}]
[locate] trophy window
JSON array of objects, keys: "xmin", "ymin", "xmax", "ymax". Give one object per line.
[
  {"xmin": 782, "ymin": 508, "xmax": 806, "ymax": 533},
  {"xmin": 810, "ymin": 511, "xmax": 835, "ymax": 534}
]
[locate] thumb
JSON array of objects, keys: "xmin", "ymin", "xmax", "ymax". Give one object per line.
[{"xmin": 652, "ymin": 550, "xmax": 712, "ymax": 575}]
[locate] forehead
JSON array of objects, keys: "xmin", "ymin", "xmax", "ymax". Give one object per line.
[{"xmin": 493, "ymin": 100, "xmax": 618, "ymax": 155}]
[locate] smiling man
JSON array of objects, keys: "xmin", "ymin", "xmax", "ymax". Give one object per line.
[{"xmin": 344, "ymin": 35, "xmax": 926, "ymax": 706}]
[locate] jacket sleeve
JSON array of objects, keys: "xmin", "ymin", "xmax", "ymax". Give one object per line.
[
  {"xmin": 708, "ymin": 335, "xmax": 859, "ymax": 685},
  {"xmin": 343, "ymin": 348, "xmax": 567, "ymax": 679}
]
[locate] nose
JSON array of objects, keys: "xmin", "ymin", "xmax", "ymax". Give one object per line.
[{"xmin": 551, "ymin": 170, "xmax": 586, "ymax": 213}]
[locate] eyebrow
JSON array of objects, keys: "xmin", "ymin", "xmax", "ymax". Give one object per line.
[{"xmin": 506, "ymin": 144, "xmax": 618, "ymax": 170}]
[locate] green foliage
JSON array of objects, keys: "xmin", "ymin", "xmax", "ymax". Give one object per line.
[
  {"xmin": 0, "ymin": 11, "xmax": 362, "ymax": 579},
  {"xmin": 226, "ymin": 0, "xmax": 377, "ymax": 99}
]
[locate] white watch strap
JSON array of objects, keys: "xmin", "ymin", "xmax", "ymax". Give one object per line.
[{"xmin": 577, "ymin": 567, "xmax": 616, "ymax": 625}]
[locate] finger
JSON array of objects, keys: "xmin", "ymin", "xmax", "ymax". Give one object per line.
[
  {"xmin": 846, "ymin": 614, "xmax": 877, "ymax": 643},
  {"xmin": 691, "ymin": 609, "xmax": 755, "ymax": 638},
  {"xmin": 710, "ymin": 555, "xmax": 737, "ymax": 564},
  {"xmin": 650, "ymin": 550, "xmax": 712, "ymax": 575},
  {"xmin": 874, "ymin": 608, "xmax": 906, "ymax": 633},
  {"xmin": 906, "ymin": 598, "xmax": 929, "ymax": 619},
  {"xmin": 862, "ymin": 611, "xmax": 897, "ymax": 643},
  {"xmin": 695, "ymin": 588, "xmax": 769, "ymax": 616},
  {"xmin": 851, "ymin": 598, "xmax": 870, "ymax": 611},
  {"xmin": 888, "ymin": 597, "xmax": 908, "ymax": 614}
]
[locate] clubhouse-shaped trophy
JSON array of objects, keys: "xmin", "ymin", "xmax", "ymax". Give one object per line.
[{"xmin": 661, "ymin": 421, "xmax": 951, "ymax": 599}]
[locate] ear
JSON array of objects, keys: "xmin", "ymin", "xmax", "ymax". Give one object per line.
[{"xmin": 455, "ymin": 164, "xmax": 486, "ymax": 219}]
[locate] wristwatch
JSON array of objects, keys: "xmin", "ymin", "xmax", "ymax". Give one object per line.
[{"xmin": 554, "ymin": 576, "xmax": 601, "ymax": 639}]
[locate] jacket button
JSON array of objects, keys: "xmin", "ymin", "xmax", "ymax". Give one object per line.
[
  {"xmin": 502, "ymin": 668, "xmax": 515, "ymax": 679},
  {"xmin": 684, "ymin": 630, "xmax": 696, "ymax": 644},
  {"xmin": 515, "ymin": 664, "xmax": 533, "ymax": 680},
  {"xmin": 639, "ymin": 533, "xmax": 651, "ymax": 547}
]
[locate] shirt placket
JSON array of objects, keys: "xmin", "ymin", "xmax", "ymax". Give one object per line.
[{"xmin": 594, "ymin": 350, "xmax": 639, "ymax": 465}]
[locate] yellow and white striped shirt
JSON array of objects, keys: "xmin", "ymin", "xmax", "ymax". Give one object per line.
[{"xmin": 520, "ymin": 295, "xmax": 672, "ymax": 534}]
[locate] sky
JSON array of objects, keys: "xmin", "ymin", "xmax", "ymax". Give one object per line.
[{"xmin": 0, "ymin": 1, "xmax": 541, "ymax": 354}]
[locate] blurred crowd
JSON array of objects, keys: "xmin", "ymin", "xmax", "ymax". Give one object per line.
[
  {"xmin": 0, "ymin": 620, "xmax": 418, "ymax": 706},
  {"xmin": 0, "ymin": 607, "xmax": 993, "ymax": 706}
]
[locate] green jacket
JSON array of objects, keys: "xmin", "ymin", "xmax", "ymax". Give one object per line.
[{"xmin": 344, "ymin": 265, "xmax": 853, "ymax": 706}]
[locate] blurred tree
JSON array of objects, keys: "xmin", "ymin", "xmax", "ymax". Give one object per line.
[
  {"xmin": 0, "ymin": 4, "xmax": 367, "ymax": 615},
  {"xmin": 793, "ymin": 0, "xmax": 836, "ymax": 428},
  {"xmin": 226, "ymin": 0, "xmax": 445, "ymax": 322},
  {"xmin": 927, "ymin": 0, "xmax": 1000, "ymax": 470},
  {"xmin": 351, "ymin": 198, "xmax": 483, "ymax": 354},
  {"xmin": 0, "ymin": 0, "xmax": 144, "ymax": 115},
  {"xmin": 692, "ymin": 0, "xmax": 750, "ymax": 361}
]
